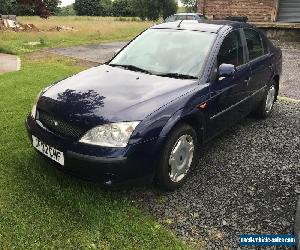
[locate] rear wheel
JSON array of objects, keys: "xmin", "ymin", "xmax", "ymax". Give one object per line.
[
  {"xmin": 253, "ymin": 80, "xmax": 277, "ymax": 118},
  {"xmin": 157, "ymin": 123, "xmax": 199, "ymax": 191}
]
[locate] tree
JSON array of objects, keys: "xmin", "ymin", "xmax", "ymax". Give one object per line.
[
  {"xmin": 43, "ymin": 0, "xmax": 61, "ymax": 15},
  {"xmin": 0, "ymin": 0, "xmax": 61, "ymax": 18},
  {"xmin": 130, "ymin": 0, "xmax": 177, "ymax": 21},
  {"xmin": 0, "ymin": 0, "xmax": 17, "ymax": 14},
  {"xmin": 111, "ymin": 0, "xmax": 133, "ymax": 17},
  {"xmin": 19, "ymin": 0, "xmax": 61, "ymax": 17},
  {"xmin": 74, "ymin": 0, "xmax": 100, "ymax": 16},
  {"xmin": 57, "ymin": 4, "xmax": 75, "ymax": 16},
  {"xmin": 74, "ymin": 0, "xmax": 112, "ymax": 16},
  {"xmin": 160, "ymin": 0, "xmax": 177, "ymax": 19},
  {"xmin": 181, "ymin": 0, "xmax": 197, "ymax": 12},
  {"xmin": 98, "ymin": 0, "xmax": 112, "ymax": 16}
]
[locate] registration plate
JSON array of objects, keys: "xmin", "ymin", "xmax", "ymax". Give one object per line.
[{"xmin": 32, "ymin": 135, "xmax": 64, "ymax": 166}]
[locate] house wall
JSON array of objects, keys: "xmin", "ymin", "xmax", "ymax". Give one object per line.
[{"xmin": 198, "ymin": 0, "xmax": 275, "ymax": 22}]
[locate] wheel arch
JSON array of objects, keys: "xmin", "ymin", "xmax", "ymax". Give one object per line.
[{"xmin": 157, "ymin": 108, "xmax": 206, "ymax": 148}]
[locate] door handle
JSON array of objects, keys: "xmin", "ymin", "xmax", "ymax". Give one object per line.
[{"xmin": 244, "ymin": 76, "xmax": 251, "ymax": 85}]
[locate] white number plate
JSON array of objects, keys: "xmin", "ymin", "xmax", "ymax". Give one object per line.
[{"xmin": 32, "ymin": 135, "xmax": 64, "ymax": 166}]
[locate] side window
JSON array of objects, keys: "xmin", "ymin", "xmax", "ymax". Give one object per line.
[
  {"xmin": 244, "ymin": 29, "xmax": 264, "ymax": 60},
  {"xmin": 262, "ymin": 37, "xmax": 269, "ymax": 54},
  {"xmin": 187, "ymin": 15, "xmax": 195, "ymax": 20},
  {"xmin": 217, "ymin": 30, "xmax": 244, "ymax": 67}
]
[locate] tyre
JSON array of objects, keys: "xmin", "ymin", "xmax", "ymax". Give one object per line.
[
  {"xmin": 253, "ymin": 80, "xmax": 277, "ymax": 118},
  {"xmin": 157, "ymin": 123, "xmax": 199, "ymax": 191}
]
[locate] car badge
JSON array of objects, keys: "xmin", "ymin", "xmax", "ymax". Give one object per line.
[{"xmin": 54, "ymin": 121, "xmax": 58, "ymax": 126}]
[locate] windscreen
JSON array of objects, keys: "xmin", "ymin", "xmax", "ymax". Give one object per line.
[{"xmin": 110, "ymin": 29, "xmax": 216, "ymax": 78}]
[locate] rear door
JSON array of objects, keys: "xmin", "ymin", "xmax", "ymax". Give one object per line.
[
  {"xmin": 206, "ymin": 29, "xmax": 251, "ymax": 138},
  {"xmin": 243, "ymin": 28, "xmax": 274, "ymax": 102}
]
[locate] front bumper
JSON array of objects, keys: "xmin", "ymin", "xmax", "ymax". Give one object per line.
[{"xmin": 25, "ymin": 116, "xmax": 157, "ymax": 186}]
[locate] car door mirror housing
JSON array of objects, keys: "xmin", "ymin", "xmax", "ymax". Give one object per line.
[{"xmin": 218, "ymin": 63, "xmax": 236, "ymax": 79}]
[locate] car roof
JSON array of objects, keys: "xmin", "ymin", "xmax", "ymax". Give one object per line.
[{"xmin": 152, "ymin": 20, "xmax": 255, "ymax": 34}]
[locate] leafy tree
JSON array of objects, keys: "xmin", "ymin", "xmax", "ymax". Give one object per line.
[
  {"xmin": 99, "ymin": 0, "xmax": 112, "ymax": 16},
  {"xmin": 74, "ymin": 0, "xmax": 112, "ymax": 16},
  {"xmin": 129, "ymin": 0, "xmax": 147, "ymax": 20},
  {"xmin": 130, "ymin": 0, "xmax": 177, "ymax": 21},
  {"xmin": 57, "ymin": 4, "xmax": 75, "ymax": 16},
  {"xmin": 111, "ymin": 0, "xmax": 133, "ymax": 17},
  {"xmin": 0, "ymin": 0, "xmax": 16, "ymax": 14},
  {"xmin": 74, "ymin": 0, "xmax": 100, "ymax": 16},
  {"xmin": 181, "ymin": 0, "xmax": 197, "ymax": 12},
  {"xmin": 0, "ymin": 0, "xmax": 61, "ymax": 17},
  {"xmin": 43, "ymin": 0, "xmax": 61, "ymax": 15},
  {"xmin": 160, "ymin": 0, "xmax": 177, "ymax": 19}
]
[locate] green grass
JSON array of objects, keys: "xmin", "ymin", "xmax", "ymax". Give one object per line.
[
  {"xmin": 0, "ymin": 16, "xmax": 152, "ymax": 55},
  {"xmin": 0, "ymin": 55, "xmax": 187, "ymax": 249}
]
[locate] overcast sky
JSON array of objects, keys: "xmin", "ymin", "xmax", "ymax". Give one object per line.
[{"xmin": 60, "ymin": 0, "xmax": 183, "ymax": 7}]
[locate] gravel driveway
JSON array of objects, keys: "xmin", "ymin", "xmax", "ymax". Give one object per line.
[
  {"xmin": 48, "ymin": 42, "xmax": 128, "ymax": 64},
  {"xmin": 280, "ymin": 48, "xmax": 300, "ymax": 100},
  {"xmin": 127, "ymin": 101, "xmax": 300, "ymax": 249}
]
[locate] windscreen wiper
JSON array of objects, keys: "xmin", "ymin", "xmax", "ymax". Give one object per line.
[
  {"xmin": 158, "ymin": 73, "xmax": 198, "ymax": 79},
  {"xmin": 109, "ymin": 64, "xmax": 153, "ymax": 75}
]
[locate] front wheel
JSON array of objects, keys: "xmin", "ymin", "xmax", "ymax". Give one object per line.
[
  {"xmin": 253, "ymin": 80, "xmax": 277, "ymax": 118},
  {"xmin": 157, "ymin": 123, "xmax": 199, "ymax": 191}
]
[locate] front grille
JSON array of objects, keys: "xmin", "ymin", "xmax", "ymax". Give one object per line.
[{"xmin": 38, "ymin": 111, "xmax": 86, "ymax": 139}]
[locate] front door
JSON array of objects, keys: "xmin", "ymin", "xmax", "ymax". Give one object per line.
[{"xmin": 206, "ymin": 30, "xmax": 251, "ymax": 139}]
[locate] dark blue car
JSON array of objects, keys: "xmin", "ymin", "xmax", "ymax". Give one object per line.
[{"xmin": 26, "ymin": 20, "xmax": 282, "ymax": 190}]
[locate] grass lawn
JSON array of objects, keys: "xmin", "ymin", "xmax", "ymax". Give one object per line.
[
  {"xmin": 0, "ymin": 54, "xmax": 187, "ymax": 249},
  {"xmin": 0, "ymin": 16, "xmax": 153, "ymax": 55}
]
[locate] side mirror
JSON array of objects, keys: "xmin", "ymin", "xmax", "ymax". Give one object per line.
[{"xmin": 218, "ymin": 63, "xmax": 236, "ymax": 79}]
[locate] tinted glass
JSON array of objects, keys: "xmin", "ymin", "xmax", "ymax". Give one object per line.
[
  {"xmin": 244, "ymin": 29, "xmax": 264, "ymax": 60},
  {"xmin": 186, "ymin": 15, "xmax": 196, "ymax": 20},
  {"xmin": 176, "ymin": 15, "xmax": 187, "ymax": 21},
  {"xmin": 217, "ymin": 31, "xmax": 244, "ymax": 67},
  {"xmin": 110, "ymin": 29, "xmax": 216, "ymax": 77},
  {"xmin": 165, "ymin": 15, "xmax": 177, "ymax": 22},
  {"xmin": 262, "ymin": 37, "xmax": 269, "ymax": 54}
]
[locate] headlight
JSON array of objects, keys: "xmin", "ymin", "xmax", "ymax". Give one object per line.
[
  {"xmin": 79, "ymin": 122, "xmax": 140, "ymax": 148},
  {"xmin": 31, "ymin": 85, "xmax": 53, "ymax": 119}
]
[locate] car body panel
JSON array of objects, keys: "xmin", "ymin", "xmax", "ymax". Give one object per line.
[
  {"xmin": 38, "ymin": 64, "xmax": 198, "ymax": 129},
  {"xmin": 207, "ymin": 63, "xmax": 252, "ymax": 138}
]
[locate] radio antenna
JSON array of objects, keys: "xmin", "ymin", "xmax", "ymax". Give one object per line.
[{"xmin": 177, "ymin": 20, "xmax": 184, "ymax": 28}]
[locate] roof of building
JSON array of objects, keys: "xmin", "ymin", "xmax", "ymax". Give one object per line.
[{"xmin": 151, "ymin": 20, "xmax": 254, "ymax": 33}]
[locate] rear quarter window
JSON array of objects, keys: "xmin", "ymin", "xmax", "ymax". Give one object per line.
[
  {"xmin": 244, "ymin": 29, "xmax": 264, "ymax": 61},
  {"xmin": 262, "ymin": 36, "xmax": 270, "ymax": 54}
]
